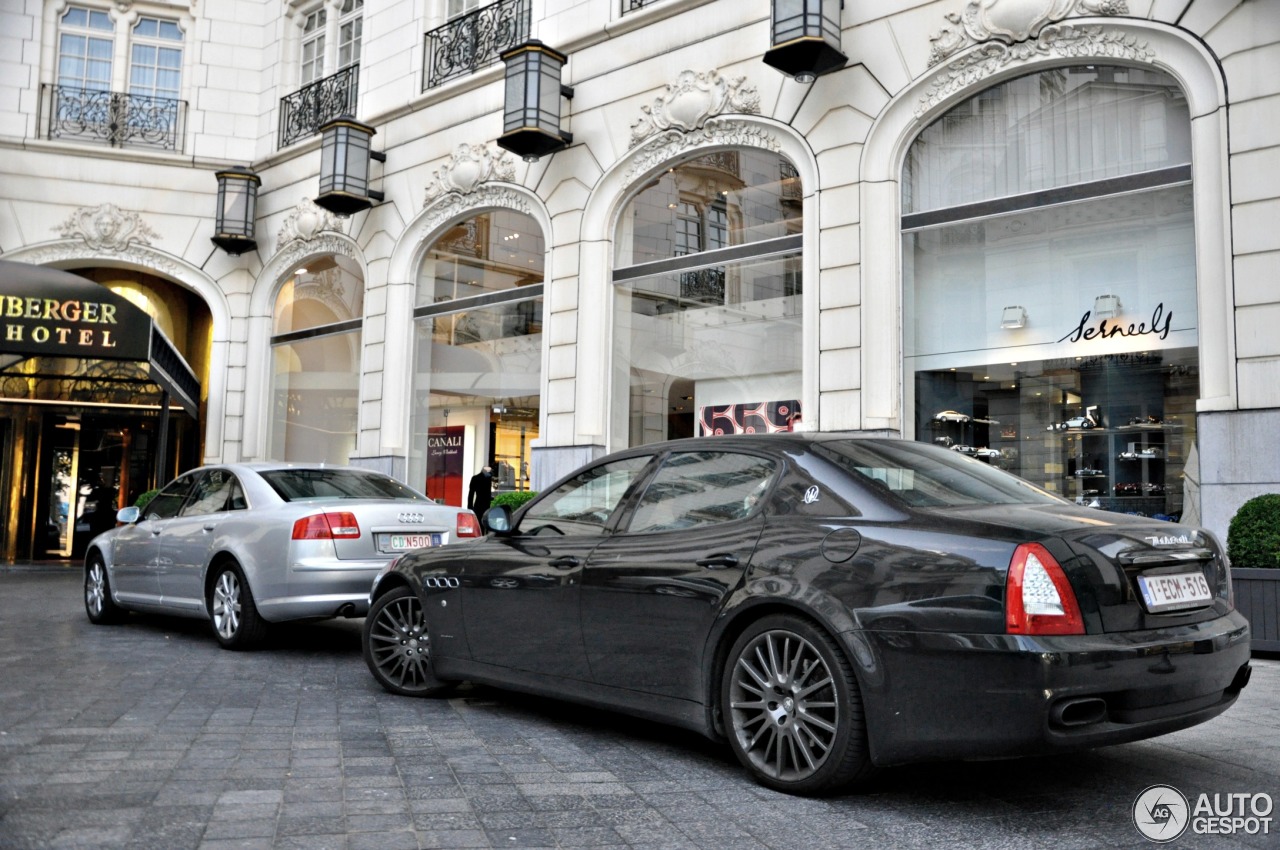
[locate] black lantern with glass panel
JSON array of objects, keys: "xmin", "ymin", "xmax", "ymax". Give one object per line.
[
  {"xmin": 315, "ymin": 115, "xmax": 386, "ymax": 215},
  {"xmin": 764, "ymin": 0, "xmax": 848, "ymax": 83},
  {"xmin": 497, "ymin": 40, "xmax": 574, "ymax": 162},
  {"xmin": 211, "ymin": 166, "xmax": 261, "ymax": 255}
]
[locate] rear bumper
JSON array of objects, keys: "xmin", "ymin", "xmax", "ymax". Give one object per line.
[
  {"xmin": 256, "ymin": 558, "xmax": 388, "ymax": 621},
  {"xmin": 851, "ymin": 610, "xmax": 1251, "ymax": 766}
]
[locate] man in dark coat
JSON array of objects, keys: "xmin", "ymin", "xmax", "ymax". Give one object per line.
[{"xmin": 468, "ymin": 465, "xmax": 493, "ymax": 523}]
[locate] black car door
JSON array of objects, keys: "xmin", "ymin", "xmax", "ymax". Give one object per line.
[
  {"xmin": 459, "ymin": 454, "xmax": 654, "ymax": 680},
  {"xmin": 580, "ymin": 449, "xmax": 774, "ymax": 700}
]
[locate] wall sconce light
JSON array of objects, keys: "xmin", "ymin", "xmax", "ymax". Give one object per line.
[
  {"xmin": 1093, "ymin": 294, "xmax": 1122, "ymax": 319},
  {"xmin": 763, "ymin": 0, "xmax": 848, "ymax": 83},
  {"xmin": 315, "ymin": 115, "xmax": 386, "ymax": 215},
  {"xmin": 497, "ymin": 40, "xmax": 574, "ymax": 162},
  {"xmin": 1000, "ymin": 306, "xmax": 1027, "ymax": 329},
  {"xmin": 211, "ymin": 166, "xmax": 260, "ymax": 255}
]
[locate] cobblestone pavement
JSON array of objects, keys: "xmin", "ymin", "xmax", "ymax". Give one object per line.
[{"xmin": 1, "ymin": 566, "xmax": 1278, "ymax": 850}]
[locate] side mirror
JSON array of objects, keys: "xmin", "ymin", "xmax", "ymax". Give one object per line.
[
  {"xmin": 116, "ymin": 506, "xmax": 140, "ymax": 524},
  {"xmin": 484, "ymin": 505, "xmax": 512, "ymax": 534}
]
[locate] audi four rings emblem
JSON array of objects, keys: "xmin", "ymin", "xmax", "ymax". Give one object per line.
[
  {"xmin": 422, "ymin": 576, "xmax": 460, "ymax": 589},
  {"xmin": 398, "ymin": 512, "xmax": 425, "ymax": 523}
]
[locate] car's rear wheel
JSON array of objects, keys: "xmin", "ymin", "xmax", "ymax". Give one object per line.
[
  {"xmin": 722, "ymin": 614, "xmax": 876, "ymax": 795},
  {"xmin": 208, "ymin": 563, "xmax": 267, "ymax": 650},
  {"xmin": 84, "ymin": 553, "xmax": 124, "ymax": 625},
  {"xmin": 363, "ymin": 585, "xmax": 454, "ymax": 697}
]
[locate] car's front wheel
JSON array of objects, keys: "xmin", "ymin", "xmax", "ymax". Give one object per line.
[
  {"xmin": 363, "ymin": 585, "xmax": 454, "ymax": 697},
  {"xmin": 722, "ymin": 614, "xmax": 876, "ymax": 795},
  {"xmin": 84, "ymin": 553, "xmax": 124, "ymax": 625},
  {"xmin": 208, "ymin": 563, "xmax": 267, "ymax": 650}
]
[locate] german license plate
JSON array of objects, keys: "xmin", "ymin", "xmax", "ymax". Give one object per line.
[
  {"xmin": 382, "ymin": 533, "xmax": 441, "ymax": 552},
  {"xmin": 1137, "ymin": 570, "xmax": 1213, "ymax": 613}
]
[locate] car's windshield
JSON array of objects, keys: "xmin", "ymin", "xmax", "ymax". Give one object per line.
[
  {"xmin": 817, "ymin": 440, "xmax": 1064, "ymax": 509},
  {"xmin": 259, "ymin": 469, "xmax": 429, "ymax": 502}
]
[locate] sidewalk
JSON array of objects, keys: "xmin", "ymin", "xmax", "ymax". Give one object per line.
[{"xmin": 1, "ymin": 568, "xmax": 1277, "ymax": 849}]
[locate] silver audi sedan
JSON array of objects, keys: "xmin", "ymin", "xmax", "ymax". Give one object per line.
[{"xmin": 83, "ymin": 462, "xmax": 482, "ymax": 649}]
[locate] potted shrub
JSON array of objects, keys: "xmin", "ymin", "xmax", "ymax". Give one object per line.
[{"xmin": 1227, "ymin": 494, "xmax": 1280, "ymax": 652}]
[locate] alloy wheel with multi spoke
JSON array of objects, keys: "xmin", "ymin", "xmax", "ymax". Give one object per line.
[
  {"xmin": 84, "ymin": 555, "xmax": 123, "ymax": 624},
  {"xmin": 723, "ymin": 614, "xmax": 873, "ymax": 794},
  {"xmin": 211, "ymin": 570, "xmax": 241, "ymax": 640},
  {"xmin": 207, "ymin": 564, "xmax": 266, "ymax": 649},
  {"xmin": 363, "ymin": 585, "xmax": 453, "ymax": 696}
]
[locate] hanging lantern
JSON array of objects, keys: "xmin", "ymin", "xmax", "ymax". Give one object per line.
[
  {"xmin": 315, "ymin": 115, "xmax": 386, "ymax": 215},
  {"xmin": 497, "ymin": 40, "xmax": 574, "ymax": 162},
  {"xmin": 763, "ymin": 0, "xmax": 848, "ymax": 83},
  {"xmin": 211, "ymin": 166, "xmax": 260, "ymax": 255}
]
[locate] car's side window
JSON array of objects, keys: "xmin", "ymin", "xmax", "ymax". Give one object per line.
[
  {"xmin": 145, "ymin": 473, "xmax": 199, "ymax": 520},
  {"xmin": 180, "ymin": 470, "xmax": 241, "ymax": 517},
  {"xmin": 520, "ymin": 456, "xmax": 653, "ymax": 536},
  {"xmin": 628, "ymin": 451, "xmax": 777, "ymax": 533}
]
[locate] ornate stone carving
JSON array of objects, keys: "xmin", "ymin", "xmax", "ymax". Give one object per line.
[
  {"xmin": 928, "ymin": 0, "xmax": 1128, "ymax": 65},
  {"xmin": 424, "ymin": 143, "xmax": 516, "ymax": 205},
  {"xmin": 420, "ymin": 186, "xmax": 533, "ymax": 239},
  {"xmin": 54, "ymin": 204, "xmax": 158, "ymax": 253},
  {"xmin": 625, "ymin": 120, "xmax": 782, "ymax": 182},
  {"xmin": 916, "ymin": 24, "xmax": 1153, "ymax": 116},
  {"xmin": 21, "ymin": 242, "xmax": 180, "ymax": 277},
  {"xmin": 275, "ymin": 198, "xmax": 345, "ymax": 254},
  {"xmin": 630, "ymin": 70, "xmax": 760, "ymax": 146},
  {"xmin": 276, "ymin": 233, "xmax": 355, "ymax": 272}
]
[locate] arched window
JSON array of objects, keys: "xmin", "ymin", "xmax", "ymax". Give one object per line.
[
  {"xmin": 269, "ymin": 254, "xmax": 364, "ymax": 463},
  {"xmin": 409, "ymin": 209, "xmax": 544, "ymax": 506},
  {"xmin": 612, "ymin": 149, "xmax": 804, "ymax": 447},
  {"xmin": 903, "ymin": 65, "xmax": 1197, "ymax": 519}
]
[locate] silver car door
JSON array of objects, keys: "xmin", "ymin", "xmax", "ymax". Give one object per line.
[{"xmin": 157, "ymin": 470, "xmax": 243, "ymax": 610}]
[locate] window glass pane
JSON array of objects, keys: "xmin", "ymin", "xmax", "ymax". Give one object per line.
[
  {"xmin": 628, "ymin": 451, "xmax": 775, "ymax": 532},
  {"xmin": 259, "ymin": 469, "xmax": 429, "ymax": 502},
  {"xmin": 410, "ymin": 209, "xmax": 545, "ymax": 505},
  {"xmin": 904, "ymin": 66, "xmax": 1191, "ymax": 215},
  {"xmin": 145, "ymin": 473, "xmax": 199, "ymax": 520},
  {"xmin": 270, "ymin": 332, "xmax": 361, "ymax": 464},
  {"xmin": 180, "ymin": 470, "xmax": 239, "ymax": 516},
  {"xmin": 273, "ymin": 255, "xmax": 365, "ymax": 335},
  {"xmin": 417, "ymin": 209, "xmax": 545, "ymax": 306},
  {"xmin": 128, "ymin": 18, "xmax": 183, "ymax": 100},
  {"xmin": 615, "ymin": 150, "xmax": 803, "ymax": 266},
  {"xmin": 521, "ymin": 456, "xmax": 653, "ymax": 536},
  {"xmin": 134, "ymin": 18, "xmax": 157, "ymax": 38}
]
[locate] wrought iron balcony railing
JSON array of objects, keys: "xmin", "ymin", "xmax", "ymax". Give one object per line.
[
  {"xmin": 423, "ymin": 0, "xmax": 530, "ymax": 91},
  {"xmin": 41, "ymin": 84, "xmax": 186, "ymax": 152},
  {"xmin": 278, "ymin": 64, "xmax": 359, "ymax": 149}
]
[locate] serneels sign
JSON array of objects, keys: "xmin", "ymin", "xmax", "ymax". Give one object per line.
[{"xmin": 1057, "ymin": 302, "xmax": 1174, "ymax": 345}]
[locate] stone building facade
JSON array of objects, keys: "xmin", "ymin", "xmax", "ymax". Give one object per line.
[{"xmin": 1, "ymin": 0, "xmax": 1277, "ymax": 560}]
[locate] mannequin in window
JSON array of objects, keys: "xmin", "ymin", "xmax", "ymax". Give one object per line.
[{"xmin": 468, "ymin": 465, "xmax": 493, "ymax": 524}]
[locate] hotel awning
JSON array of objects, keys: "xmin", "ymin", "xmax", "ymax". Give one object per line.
[{"xmin": 0, "ymin": 260, "xmax": 200, "ymax": 418}]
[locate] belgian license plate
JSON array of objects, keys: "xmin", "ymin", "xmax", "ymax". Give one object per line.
[
  {"xmin": 1137, "ymin": 571, "xmax": 1213, "ymax": 613},
  {"xmin": 384, "ymin": 533, "xmax": 440, "ymax": 552}
]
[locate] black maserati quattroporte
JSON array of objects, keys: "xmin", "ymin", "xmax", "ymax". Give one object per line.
[{"xmin": 363, "ymin": 435, "xmax": 1251, "ymax": 795}]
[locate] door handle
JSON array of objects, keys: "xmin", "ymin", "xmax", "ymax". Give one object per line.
[
  {"xmin": 202, "ymin": 523, "xmax": 216, "ymax": 532},
  {"xmin": 696, "ymin": 553, "xmax": 739, "ymax": 569},
  {"xmin": 548, "ymin": 556, "xmax": 580, "ymax": 569}
]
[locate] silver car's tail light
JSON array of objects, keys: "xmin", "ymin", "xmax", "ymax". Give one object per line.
[
  {"xmin": 292, "ymin": 511, "xmax": 362, "ymax": 540},
  {"xmin": 1005, "ymin": 542, "xmax": 1084, "ymax": 636},
  {"xmin": 456, "ymin": 511, "xmax": 482, "ymax": 538}
]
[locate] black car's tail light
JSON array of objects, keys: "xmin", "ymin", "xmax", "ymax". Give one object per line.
[
  {"xmin": 1005, "ymin": 542, "xmax": 1085, "ymax": 635},
  {"xmin": 292, "ymin": 511, "xmax": 361, "ymax": 540},
  {"xmin": 456, "ymin": 511, "xmax": 482, "ymax": 538}
]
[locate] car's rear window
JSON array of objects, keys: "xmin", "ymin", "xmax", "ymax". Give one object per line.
[
  {"xmin": 816, "ymin": 440, "xmax": 1063, "ymax": 509},
  {"xmin": 259, "ymin": 469, "xmax": 429, "ymax": 502}
]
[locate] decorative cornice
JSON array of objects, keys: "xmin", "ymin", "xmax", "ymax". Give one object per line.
[
  {"xmin": 424, "ymin": 144, "xmax": 516, "ymax": 206},
  {"xmin": 419, "ymin": 185, "xmax": 533, "ymax": 237},
  {"xmin": 20, "ymin": 241, "xmax": 181, "ymax": 277},
  {"xmin": 275, "ymin": 233, "xmax": 355, "ymax": 272},
  {"xmin": 928, "ymin": 0, "xmax": 1129, "ymax": 66},
  {"xmin": 275, "ymin": 198, "xmax": 345, "ymax": 254},
  {"xmin": 916, "ymin": 24, "xmax": 1153, "ymax": 116},
  {"xmin": 630, "ymin": 70, "xmax": 760, "ymax": 146},
  {"xmin": 625, "ymin": 120, "xmax": 782, "ymax": 182},
  {"xmin": 54, "ymin": 203, "xmax": 158, "ymax": 253}
]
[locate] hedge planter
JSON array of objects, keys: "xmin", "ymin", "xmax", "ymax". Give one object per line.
[{"xmin": 1233, "ymin": 568, "xmax": 1280, "ymax": 652}]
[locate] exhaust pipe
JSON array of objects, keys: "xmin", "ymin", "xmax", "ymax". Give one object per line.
[
  {"xmin": 1051, "ymin": 697, "xmax": 1108, "ymax": 728},
  {"xmin": 336, "ymin": 603, "xmax": 357, "ymax": 619}
]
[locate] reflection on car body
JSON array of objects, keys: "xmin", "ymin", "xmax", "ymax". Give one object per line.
[{"xmin": 361, "ymin": 435, "xmax": 1251, "ymax": 797}]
